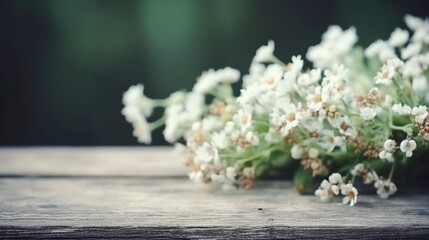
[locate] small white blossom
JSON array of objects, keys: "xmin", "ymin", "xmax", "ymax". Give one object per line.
[
  {"xmin": 194, "ymin": 142, "xmax": 219, "ymax": 163},
  {"xmin": 217, "ymin": 67, "xmax": 240, "ymax": 84},
  {"xmin": 308, "ymin": 148, "xmax": 319, "ymax": 159},
  {"xmin": 365, "ymin": 40, "xmax": 396, "ymax": 61},
  {"xmin": 243, "ymin": 63, "xmax": 265, "ymax": 88},
  {"xmin": 384, "ymin": 139, "xmax": 397, "ymax": 152},
  {"xmin": 260, "ymin": 64, "xmax": 283, "ymax": 89},
  {"xmin": 291, "ymin": 145, "xmax": 304, "ymax": 159},
  {"xmin": 412, "ymin": 76, "xmax": 428, "ymax": 94},
  {"xmin": 328, "ymin": 173, "xmax": 343, "ymax": 185},
  {"xmin": 412, "ymin": 105, "xmax": 428, "ymax": 125},
  {"xmin": 360, "ymin": 107, "xmax": 377, "ymax": 120},
  {"xmin": 307, "ymin": 26, "xmax": 357, "ymax": 68},
  {"xmin": 297, "ymin": 68, "xmax": 321, "ymax": 86},
  {"xmin": 388, "ymin": 28, "xmax": 409, "ymax": 47},
  {"xmin": 189, "ymin": 171, "xmax": 205, "ymax": 183},
  {"xmin": 404, "ymin": 14, "xmax": 424, "ymax": 31},
  {"xmin": 237, "ymin": 82, "xmax": 262, "ymax": 109},
  {"xmin": 211, "ymin": 131, "xmax": 229, "ymax": 149},
  {"xmin": 374, "ymin": 179, "xmax": 397, "ymax": 199},
  {"xmin": 392, "ymin": 103, "xmax": 412, "ymax": 115},
  {"xmin": 193, "ymin": 67, "xmax": 240, "ymax": 94},
  {"xmin": 319, "ymin": 130, "xmax": 345, "ymax": 152},
  {"xmin": 285, "ymin": 55, "xmax": 304, "ymax": 77},
  {"xmin": 379, "ymin": 150, "xmax": 394, "ymax": 162},
  {"xmin": 233, "ymin": 109, "xmax": 253, "ymax": 132},
  {"xmin": 122, "ymin": 84, "xmax": 154, "ymax": 118},
  {"xmin": 375, "ymin": 63, "xmax": 395, "ymax": 85},
  {"xmin": 341, "ymin": 183, "xmax": 358, "ymax": 206},
  {"xmin": 363, "ymin": 171, "xmax": 378, "ymax": 184},
  {"xmin": 350, "ymin": 163, "xmax": 365, "ymax": 176},
  {"xmin": 401, "ymin": 42, "xmax": 422, "ymax": 60},
  {"xmin": 270, "ymin": 104, "xmax": 303, "ymax": 136},
  {"xmin": 225, "ymin": 167, "xmax": 237, "ymax": 181},
  {"xmin": 330, "ymin": 116, "xmax": 357, "ymax": 139},
  {"xmin": 315, "ymin": 179, "xmax": 340, "ymax": 202},
  {"xmin": 253, "ymin": 40, "xmax": 275, "ymax": 63},
  {"xmin": 132, "ymin": 118, "xmax": 152, "ymax": 144},
  {"xmin": 400, "ymin": 139, "xmax": 417, "ymax": 157}
]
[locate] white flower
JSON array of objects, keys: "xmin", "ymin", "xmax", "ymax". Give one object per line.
[
  {"xmin": 285, "ymin": 55, "xmax": 304, "ymax": 77},
  {"xmin": 401, "ymin": 42, "xmax": 422, "ymax": 60},
  {"xmin": 270, "ymin": 104, "xmax": 303, "ymax": 136},
  {"xmin": 365, "ymin": 40, "xmax": 396, "ymax": 61},
  {"xmin": 392, "ymin": 103, "xmax": 412, "ymax": 115},
  {"xmin": 306, "ymin": 86, "xmax": 328, "ymax": 112},
  {"xmin": 211, "ymin": 131, "xmax": 229, "ymax": 149},
  {"xmin": 122, "ymin": 84, "xmax": 154, "ymax": 119},
  {"xmin": 388, "ymin": 28, "xmax": 409, "ymax": 47},
  {"xmin": 166, "ymin": 91, "xmax": 186, "ymax": 106},
  {"xmin": 328, "ymin": 173, "xmax": 343, "ymax": 184},
  {"xmin": 403, "ymin": 56, "xmax": 423, "ymax": 78},
  {"xmin": 297, "ymin": 68, "xmax": 321, "ymax": 86},
  {"xmin": 315, "ymin": 179, "xmax": 339, "ymax": 202},
  {"xmin": 194, "ymin": 142, "xmax": 219, "ymax": 163},
  {"xmin": 412, "ymin": 76, "xmax": 428, "ymax": 94},
  {"xmin": 259, "ymin": 64, "xmax": 283, "ymax": 89},
  {"xmin": 291, "ymin": 145, "xmax": 304, "ymax": 159},
  {"xmin": 323, "ymin": 64, "xmax": 348, "ymax": 84},
  {"xmin": 163, "ymin": 93, "xmax": 204, "ymax": 143},
  {"xmin": 308, "ymin": 148, "xmax": 319, "ymax": 159},
  {"xmin": 341, "ymin": 183, "xmax": 358, "ymax": 206},
  {"xmin": 243, "ymin": 63, "xmax": 265, "ymax": 88},
  {"xmin": 245, "ymin": 131, "xmax": 260, "ymax": 146},
  {"xmin": 360, "ymin": 107, "xmax": 377, "ymax": 120},
  {"xmin": 399, "ymin": 139, "xmax": 417, "ymax": 157},
  {"xmin": 404, "ymin": 14, "xmax": 425, "ymax": 31},
  {"xmin": 412, "ymin": 105, "xmax": 428, "ymax": 125},
  {"xmin": 319, "ymin": 130, "xmax": 345, "ymax": 152},
  {"xmin": 363, "ymin": 171, "xmax": 378, "ymax": 184},
  {"xmin": 189, "ymin": 171, "xmax": 204, "ymax": 183},
  {"xmin": 307, "ymin": 26, "xmax": 357, "ymax": 68},
  {"xmin": 237, "ymin": 82, "xmax": 262, "ymax": 109},
  {"xmin": 253, "ymin": 40, "xmax": 275, "ymax": 63},
  {"xmin": 217, "ymin": 67, "xmax": 240, "ymax": 84},
  {"xmin": 374, "ymin": 179, "xmax": 397, "ymax": 199},
  {"xmin": 383, "ymin": 139, "xmax": 397, "ymax": 152},
  {"xmin": 233, "ymin": 109, "xmax": 253, "ymax": 131},
  {"xmin": 193, "ymin": 67, "xmax": 241, "ymax": 94},
  {"xmin": 350, "ymin": 163, "xmax": 365, "ymax": 176},
  {"xmin": 330, "ymin": 116, "xmax": 357, "ymax": 139},
  {"xmin": 132, "ymin": 118, "xmax": 152, "ymax": 144},
  {"xmin": 375, "ymin": 63, "xmax": 395, "ymax": 85},
  {"xmin": 379, "ymin": 150, "xmax": 394, "ymax": 162},
  {"xmin": 225, "ymin": 167, "xmax": 237, "ymax": 181}
]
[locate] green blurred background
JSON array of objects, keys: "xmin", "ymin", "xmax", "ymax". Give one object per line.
[{"xmin": 1, "ymin": 0, "xmax": 428, "ymax": 146}]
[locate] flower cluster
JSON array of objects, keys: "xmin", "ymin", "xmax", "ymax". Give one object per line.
[{"xmin": 123, "ymin": 15, "xmax": 429, "ymax": 206}]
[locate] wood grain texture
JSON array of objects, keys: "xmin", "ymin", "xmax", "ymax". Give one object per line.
[{"xmin": 0, "ymin": 147, "xmax": 429, "ymax": 239}]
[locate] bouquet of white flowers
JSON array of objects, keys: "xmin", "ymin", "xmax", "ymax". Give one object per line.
[{"xmin": 122, "ymin": 15, "xmax": 429, "ymax": 206}]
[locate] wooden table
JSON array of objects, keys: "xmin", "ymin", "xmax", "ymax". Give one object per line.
[{"xmin": 0, "ymin": 147, "xmax": 428, "ymax": 239}]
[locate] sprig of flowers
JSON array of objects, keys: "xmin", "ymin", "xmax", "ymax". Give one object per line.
[{"xmin": 122, "ymin": 15, "xmax": 429, "ymax": 206}]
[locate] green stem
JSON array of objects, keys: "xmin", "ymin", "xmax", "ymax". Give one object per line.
[
  {"xmin": 149, "ymin": 117, "xmax": 165, "ymax": 131},
  {"xmin": 388, "ymin": 160, "xmax": 396, "ymax": 180}
]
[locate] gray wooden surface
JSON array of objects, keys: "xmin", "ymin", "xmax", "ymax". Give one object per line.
[{"xmin": 0, "ymin": 147, "xmax": 429, "ymax": 239}]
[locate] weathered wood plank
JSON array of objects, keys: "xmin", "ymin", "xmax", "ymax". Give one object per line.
[
  {"xmin": 0, "ymin": 178, "xmax": 428, "ymax": 228},
  {"xmin": 0, "ymin": 148, "xmax": 429, "ymax": 238},
  {"xmin": 0, "ymin": 147, "xmax": 187, "ymax": 177},
  {"xmin": 1, "ymin": 226, "xmax": 429, "ymax": 239}
]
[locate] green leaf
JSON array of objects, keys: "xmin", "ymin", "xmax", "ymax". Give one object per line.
[
  {"xmin": 269, "ymin": 150, "xmax": 292, "ymax": 168},
  {"xmin": 293, "ymin": 168, "xmax": 314, "ymax": 195}
]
